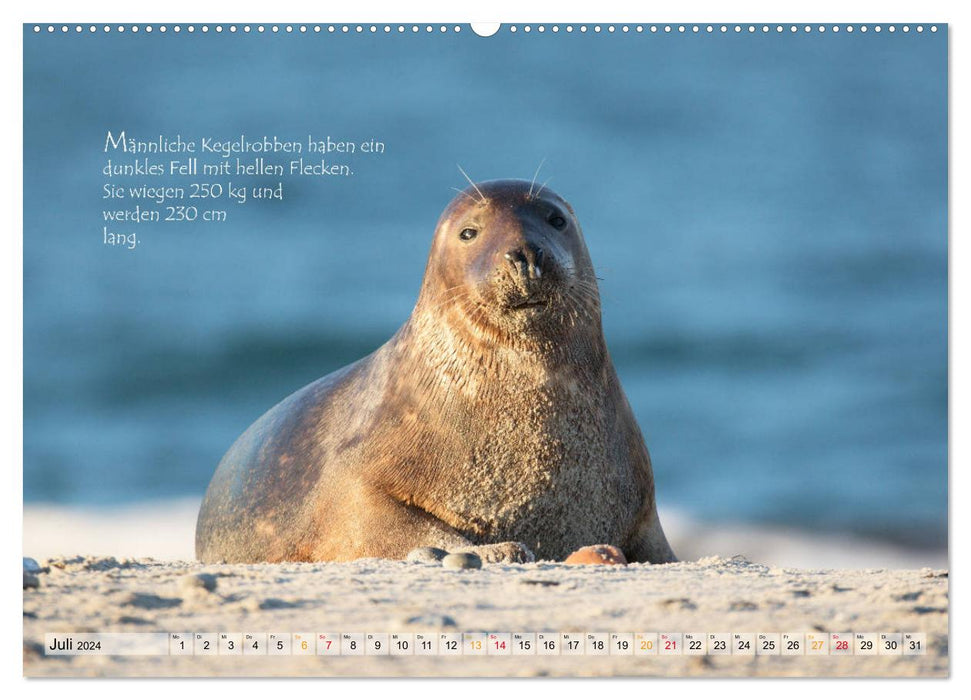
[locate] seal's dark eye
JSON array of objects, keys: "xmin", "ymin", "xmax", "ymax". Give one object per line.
[
  {"xmin": 548, "ymin": 214, "xmax": 567, "ymax": 230},
  {"xmin": 459, "ymin": 228, "xmax": 478, "ymax": 241}
]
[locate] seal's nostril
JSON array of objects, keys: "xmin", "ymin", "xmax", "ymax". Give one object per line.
[
  {"xmin": 525, "ymin": 244, "xmax": 543, "ymax": 280},
  {"xmin": 505, "ymin": 246, "xmax": 544, "ymax": 280},
  {"xmin": 505, "ymin": 249, "xmax": 527, "ymax": 266}
]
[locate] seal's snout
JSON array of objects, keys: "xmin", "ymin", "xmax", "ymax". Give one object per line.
[{"xmin": 504, "ymin": 243, "xmax": 544, "ymax": 281}]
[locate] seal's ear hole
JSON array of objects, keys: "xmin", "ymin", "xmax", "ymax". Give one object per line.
[
  {"xmin": 459, "ymin": 227, "xmax": 478, "ymax": 241},
  {"xmin": 548, "ymin": 214, "xmax": 567, "ymax": 230}
]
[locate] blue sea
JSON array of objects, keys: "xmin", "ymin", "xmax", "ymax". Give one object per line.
[{"xmin": 23, "ymin": 25, "xmax": 947, "ymax": 553}]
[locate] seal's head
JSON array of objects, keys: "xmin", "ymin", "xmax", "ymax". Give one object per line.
[{"xmin": 417, "ymin": 179, "xmax": 601, "ymax": 346}]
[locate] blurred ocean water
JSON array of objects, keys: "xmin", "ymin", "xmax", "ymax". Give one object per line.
[{"xmin": 23, "ymin": 27, "xmax": 947, "ymax": 552}]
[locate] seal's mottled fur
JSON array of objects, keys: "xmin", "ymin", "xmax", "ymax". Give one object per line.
[{"xmin": 196, "ymin": 180, "xmax": 676, "ymax": 564}]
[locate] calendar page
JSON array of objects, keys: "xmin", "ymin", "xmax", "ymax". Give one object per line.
[{"xmin": 21, "ymin": 10, "xmax": 948, "ymax": 680}]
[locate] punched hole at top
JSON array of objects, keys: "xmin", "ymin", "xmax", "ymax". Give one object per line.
[{"xmin": 471, "ymin": 23, "xmax": 501, "ymax": 37}]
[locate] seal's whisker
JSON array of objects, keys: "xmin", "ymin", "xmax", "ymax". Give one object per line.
[
  {"xmin": 470, "ymin": 302, "xmax": 489, "ymax": 326},
  {"xmin": 567, "ymin": 274, "xmax": 603, "ymax": 292},
  {"xmin": 433, "ymin": 282, "xmax": 470, "ymax": 297},
  {"xmin": 527, "ymin": 158, "xmax": 546, "ymax": 200},
  {"xmin": 577, "ymin": 289, "xmax": 599, "ymax": 304},
  {"xmin": 425, "ymin": 289, "xmax": 475, "ymax": 313},
  {"xmin": 562, "ymin": 292, "xmax": 588, "ymax": 327},
  {"xmin": 464, "ymin": 301, "xmax": 493, "ymax": 338},
  {"xmin": 426, "ymin": 288, "xmax": 491, "ymax": 316},
  {"xmin": 565, "ymin": 284, "xmax": 600, "ymax": 311},
  {"xmin": 562, "ymin": 275, "xmax": 600, "ymax": 292},
  {"xmin": 564, "ymin": 289, "xmax": 596, "ymax": 323},
  {"xmin": 451, "ymin": 187, "xmax": 478, "ymax": 204},
  {"xmin": 429, "ymin": 290, "xmax": 462, "ymax": 309},
  {"xmin": 534, "ymin": 177, "xmax": 552, "ymax": 199},
  {"xmin": 456, "ymin": 164, "xmax": 486, "ymax": 203},
  {"xmin": 426, "ymin": 281, "xmax": 474, "ymax": 303}
]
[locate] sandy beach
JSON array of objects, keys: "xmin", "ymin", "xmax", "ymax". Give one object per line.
[
  {"xmin": 23, "ymin": 554, "xmax": 947, "ymax": 678},
  {"xmin": 22, "ymin": 500, "xmax": 948, "ymax": 678}
]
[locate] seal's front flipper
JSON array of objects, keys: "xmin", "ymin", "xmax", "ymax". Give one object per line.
[{"xmin": 453, "ymin": 541, "xmax": 536, "ymax": 564}]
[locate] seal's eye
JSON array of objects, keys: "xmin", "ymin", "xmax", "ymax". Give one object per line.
[
  {"xmin": 548, "ymin": 214, "xmax": 567, "ymax": 230},
  {"xmin": 459, "ymin": 228, "xmax": 478, "ymax": 241}
]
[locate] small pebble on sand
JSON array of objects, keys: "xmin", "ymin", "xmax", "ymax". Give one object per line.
[
  {"xmin": 402, "ymin": 613, "xmax": 457, "ymax": 628},
  {"xmin": 442, "ymin": 552, "xmax": 482, "ymax": 570},
  {"xmin": 179, "ymin": 573, "xmax": 218, "ymax": 593},
  {"xmin": 23, "ymin": 557, "xmax": 42, "ymax": 573},
  {"xmin": 406, "ymin": 547, "xmax": 449, "ymax": 563}
]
